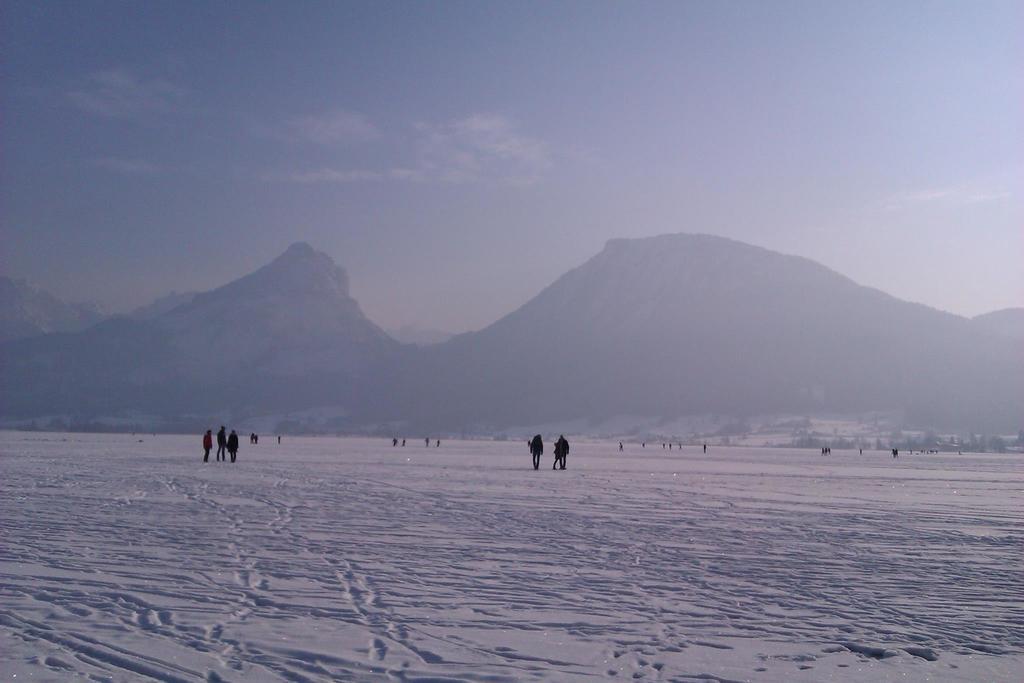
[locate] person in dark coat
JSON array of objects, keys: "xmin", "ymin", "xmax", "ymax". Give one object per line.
[
  {"xmin": 227, "ymin": 430, "xmax": 239, "ymax": 463},
  {"xmin": 553, "ymin": 435, "xmax": 569, "ymax": 469},
  {"xmin": 216, "ymin": 426, "xmax": 227, "ymax": 461},
  {"xmin": 203, "ymin": 430, "xmax": 213, "ymax": 462},
  {"xmin": 529, "ymin": 434, "xmax": 543, "ymax": 470}
]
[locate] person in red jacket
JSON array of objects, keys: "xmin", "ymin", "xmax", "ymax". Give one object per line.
[{"xmin": 202, "ymin": 430, "xmax": 213, "ymax": 462}]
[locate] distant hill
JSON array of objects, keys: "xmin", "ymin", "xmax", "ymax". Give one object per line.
[
  {"xmin": 2, "ymin": 235, "xmax": 1021, "ymax": 434},
  {"xmin": 374, "ymin": 234, "xmax": 1023, "ymax": 433},
  {"xmin": 973, "ymin": 308, "xmax": 1024, "ymax": 340},
  {"xmin": 0, "ymin": 243, "xmax": 399, "ymax": 425},
  {"xmin": 0, "ymin": 276, "xmax": 105, "ymax": 342}
]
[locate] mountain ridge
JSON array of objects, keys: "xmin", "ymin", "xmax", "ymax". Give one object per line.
[
  {"xmin": 2, "ymin": 235, "xmax": 1020, "ymax": 433},
  {"xmin": 372, "ymin": 233, "xmax": 1021, "ymax": 432},
  {"xmin": 0, "ymin": 276, "xmax": 106, "ymax": 342}
]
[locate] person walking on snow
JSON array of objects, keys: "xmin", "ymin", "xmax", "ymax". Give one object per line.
[
  {"xmin": 203, "ymin": 430, "xmax": 213, "ymax": 462},
  {"xmin": 216, "ymin": 426, "xmax": 227, "ymax": 461},
  {"xmin": 529, "ymin": 434, "xmax": 543, "ymax": 470},
  {"xmin": 553, "ymin": 435, "xmax": 569, "ymax": 470},
  {"xmin": 227, "ymin": 430, "xmax": 239, "ymax": 463}
]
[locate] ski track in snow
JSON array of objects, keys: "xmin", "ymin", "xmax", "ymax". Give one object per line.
[{"xmin": 1, "ymin": 432, "xmax": 1021, "ymax": 682}]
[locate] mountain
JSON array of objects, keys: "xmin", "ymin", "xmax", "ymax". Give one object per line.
[
  {"xmin": 0, "ymin": 243, "xmax": 398, "ymax": 426},
  {"xmin": 375, "ymin": 234, "xmax": 1023, "ymax": 433},
  {"xmin": 3, "ymin": 235, "xmax": 1021, "ymax": 434},
  {"xmin": 0, "ymin": 276, "xmax": 106, "ymax": 342},
  {"xmin": 972, "ymin": 308, "xmax": 1024, "ymax": 340},
  {"xmin": 128, "ymin": 291, "xmax": 197, "ymax": 320}
]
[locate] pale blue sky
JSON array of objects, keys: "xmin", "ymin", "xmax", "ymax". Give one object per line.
[{"xmin": 2, "ymin": 1, "xmax": 1020, "ymax": 331}]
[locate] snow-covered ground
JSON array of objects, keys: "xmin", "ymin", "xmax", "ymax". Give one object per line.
[{"xmin": 1, "ymin": 432, "xmax": 1020, "ymax": 682}]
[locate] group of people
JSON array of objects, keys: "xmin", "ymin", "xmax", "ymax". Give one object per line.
[
  {"xmin": 203, "ymin": 426, "xmax": 239, "ymax": 463},
  {"xmin": 391, "ymin": 438, "xmax": 440, "ymax": 447},
  {"xmin": 528, "ymin": 434, "xmax": 570, "ymax": 470},
  {"xmin": 202, "ymin": 429, "xmax": 280, "ymax": 461}
]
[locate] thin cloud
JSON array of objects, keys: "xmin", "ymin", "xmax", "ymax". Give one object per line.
[
  {"xmin": 414, "ymin": 114, "xmax": 550, "ymax": 184},
  {"xmin": 289, "ymin": 110, "xmax": 379, "ymax": 145},
  {"xmin": 68, "ymin": 68, "xmax": 187, "ymax": 119},
  {"xmin": 885, "ymin": 184, "xmax": 1011, "ymax": 210},
  {"xmin": 91, "ymin": 157, "xmax": 162, "ymax": 174},
  {"xmin": 269, "ymin": 114, "xmax": 551, "ymax": 186},
  {"xmin": 272, "ymin": 168, "xmax": 384, "ymax": 184}
]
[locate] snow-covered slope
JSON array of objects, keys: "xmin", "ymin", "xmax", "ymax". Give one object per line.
[
  {"xmin": 1, "ymin": 432, "xmax": 1020, "ymax": 681},
  {"xmin": 159, "ymin": 242, "xmax": 395, "ymax": 378},
  {"xmin": 0, "ymin": 276, "xmax": 105, "ymax": 342}
]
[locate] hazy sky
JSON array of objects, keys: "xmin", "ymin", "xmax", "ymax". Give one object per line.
[{"xmin": 2, "ymin": 1, "xmax": 1021, "ymax": 332}]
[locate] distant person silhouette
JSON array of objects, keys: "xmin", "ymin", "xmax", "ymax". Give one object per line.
[
  {"xmin": 228, "ymin": 430, "xmax": 239, "ymax": 463},
  {"xmin": 393, "ymin": 438, "xmax": 398, "ymax": 447},
  {"xmin": 425, "ymin": 438, "xmax": 430, "ymax": 447},
  {"xmin": 436, "ymin": 439, "xmax": 440, "ymax": 447},
  {"xmin": 553, "ymin": 435, "xmax": 569, "ymax": 470},
  {"xmin": 216, "ymin": 426, "xmax": 227, "ymax": 461},
  {"xmin": 619, "ymin": 441, "xmax": 623, "ymax": 452},
  {"xmin": 402, "ymin": 439, "xmax": 406, "ymax": 447},
  {"xmin": 703, "ymin": 443, "xmax": 707, "ymax": 454},
  {"xmin": 530, "ymin": 434, "xmax": 543, "ymax": 470},
  {"xmin": 203, "ymin": 430, "xmax": 213, "ymax": 462},
  {"xmin": 277, "ymin": 435, "xmax": 281, "ymax": 445}
]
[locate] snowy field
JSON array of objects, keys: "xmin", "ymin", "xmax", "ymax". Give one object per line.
[{"xmin": 1, "ymin": 432, "xmax": 1021, "ymax": 682}]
